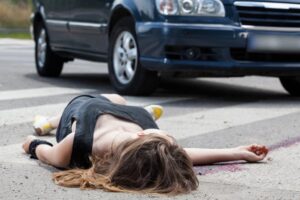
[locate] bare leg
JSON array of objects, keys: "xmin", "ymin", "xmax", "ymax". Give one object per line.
[
  {"xmin": 101, "ymin": 94, "xmax": 127, "ymax": 105},
  {"xmin": 34, "ymin": 94, "xmax": 162, "ymax": 136},
  {"xmin": 33, "ymin": 114, "xmax": 61, "ymax": 136},
  {"xmin": 48, "ymin": 114, "xmax": 62, "ymax": 129},
  {"xmin": 33, "ymin": 94, "xmax": 125, "ymax": 136},
  {"xmin": 37, "ymin": 94, "xmax": 120, "ymax": 131},
  {"xmin": 101, "ymin": 94, "xmax": 163, "ymax": 120}
]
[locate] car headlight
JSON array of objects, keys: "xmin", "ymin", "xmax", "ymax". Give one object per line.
[{"xmin": 156, "ymin": 0, "xmax": 225, "ymax": 17}]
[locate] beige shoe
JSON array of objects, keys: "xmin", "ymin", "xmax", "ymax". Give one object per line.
[
  {"xmin": 145, "ymin": 105, "xmax": 164, "ymax": 121},
  {"xmin": 33, "ymin": 115, "xmax": 54, "ymax": 136}
]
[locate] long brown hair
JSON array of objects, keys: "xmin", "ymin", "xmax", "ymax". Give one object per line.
[{"xmin": 53, "ymin": 134, "xmax": 199, "ymax": 195}]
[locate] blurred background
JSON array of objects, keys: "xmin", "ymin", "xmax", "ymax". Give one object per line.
[{"xmin": 0, "ymin": 0, "xmax": 31, "ymax": 39}]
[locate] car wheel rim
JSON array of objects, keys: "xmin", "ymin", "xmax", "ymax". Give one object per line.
[
  {"xmin": 113, "ymin": 31, "xmax": 138, "ymax": 85},
  {"xmin": 37, "ymin": 29, "xmax": 47, "ymax": 68}
]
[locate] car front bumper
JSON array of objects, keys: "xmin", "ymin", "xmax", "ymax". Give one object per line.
[{"xmin": 136, "ymin": 22, "xmax": 300, "ymax": 76}]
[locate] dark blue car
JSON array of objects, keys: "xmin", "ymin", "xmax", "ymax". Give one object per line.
[{"xmin": 31, "ymin": 0, "xmax": 300, "ymax": 95}]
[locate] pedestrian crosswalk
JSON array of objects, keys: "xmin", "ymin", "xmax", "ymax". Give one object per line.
[
  {"xmin": 0, "ymin": 87, "xmax": 91, "ymax": 101},
  {"xmin": 0, "ymin": 94, "xmax": 190, "ymax": 127},
  {"xmin": 0, "ymin": 40, "xmax": 298, "ymax": 158},
  {"xmin": 0, "ymin": 85, "xmax": 299, "ymax": 155},
  {"xmin": 161, "ymin": 100, "xmax": 300, "ymax": 140},
  {"xmin": 0, "ymin": 87, "xmax": 190, "ymax": 167},
  {"xmin": 1, "ymin": 39, "xmax": 300, "ymax": 199},
  {"xmin": 0, "ymin": 103, "xmax": 67, "ymax": 127},
  {"xmin": 0, "ymin": 83, "xmax": 299, "ymax": 175}
]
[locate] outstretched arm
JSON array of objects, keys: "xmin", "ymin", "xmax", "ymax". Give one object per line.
[
  {"xmin": 185, "ymin": 144, "xmax": 268, "ymax": 165},
  {"xmin": 22, "ymin": 133, "xmax": 74, "ymax": 168}
]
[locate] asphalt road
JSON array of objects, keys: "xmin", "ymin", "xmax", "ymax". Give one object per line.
[{"xmin": 0, "ymin": 39, "xmax": 300, "ymax": 200}]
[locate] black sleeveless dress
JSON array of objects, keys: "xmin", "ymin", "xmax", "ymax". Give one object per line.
[{"xmin": 56, "ymin": 95, "xmax": 158, "ymax": 169}]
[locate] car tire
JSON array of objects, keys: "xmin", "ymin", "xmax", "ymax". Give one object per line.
[
  {"xmin": 35, "ymin": 23, "xmax": 64, "ymax": 77},
  {"xmin": 280, "ymin": 77, "xmax": 300, "ymax": 96},
  {"xmin": 108, "ymin": 17, "xmax": 159, "ymax": 95}
]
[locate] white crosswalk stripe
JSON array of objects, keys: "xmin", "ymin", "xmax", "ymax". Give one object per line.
[
  {"xmin": 0, "ymin": 103, "xmax": 67, "ymax": 127},
  {"xmin": 0, "ymin": 88, "xmax": 299, "ymax": 137},
  {"xmin": 0, "ymin": 39, "xmax": 33, "ymax": 46},
  {"xmin": 159, "ymin": 100, "xmax": 300, "ymax": 139},
  {"xmin": 0, "ymin": 94, "xmax": 188, "ymax": 127},
  {"xmin": 0, "ymin": 87, "xmax": 92, "ymax": 101},
  {"xmin": 0, "ymin": 88, "xmax": 300, "ymax": 165}
]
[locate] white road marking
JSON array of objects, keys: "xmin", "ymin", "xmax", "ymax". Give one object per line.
[
  {"xmin": 0, "ymin": 87, "xmax": 91, "ymax": 101},
  {"xmin": 159, "ymin": 101, "xmax": 300, "ymax": 139},
  {"xmin": 0, "ymin": 96, "xmax": 299, "ymax": 135},
  {"xmin": 0, "ymin": 96, "xmax": 187, "ymax": 127},
  {"xmin": 126, "ymin": 96, "xmax": 190, "ymax": 107},
  {"xmin": 2, "ymin": 100, "xmax": 300, "ymax": 165},
  {"xmin": 1, "ymin": 87, "xmax": 300, "ymax": 165},
  {"xmin": 0, "ymin": 95, "xmax": 189, "ymax": 165},
  {"xmin": 0, "ymin": 39, "xmax": 33, "ymax": 46},
  {"xmin": 0, "ymin": 103, "xmax": 67, "ymax": 127}
]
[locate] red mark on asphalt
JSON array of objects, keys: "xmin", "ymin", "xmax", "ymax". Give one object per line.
[
  {"xmin": 268, "ymin": 135, "xmax": 300, "ymax": 151},
  {"xmin": 194, "ymin": 136, "xmax": 300, "ymax": 176},
  {"xmin": 194, "ymin": 163, "xmax": 244, "ymax": 176}
]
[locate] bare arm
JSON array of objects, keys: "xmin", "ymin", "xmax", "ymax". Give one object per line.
[
  {"xmin": 185, "ymin": 148, "xmax": 240, "ymax": 165},
  {"xmin": 185, "ymin": 144, "xmax": 268, "ymax": 165},
  {"xmin": 23, "ymin": 133, "xmax": 75, "ymax": 168}
]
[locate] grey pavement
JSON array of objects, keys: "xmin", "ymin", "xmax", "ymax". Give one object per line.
[{"xmin": 0, "ymin": 39, "xmax": 300, "ymax": 200}]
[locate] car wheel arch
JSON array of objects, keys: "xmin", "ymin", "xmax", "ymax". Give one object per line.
[
  {"xmin": 33, "ymin": 13, "xmax": 45, "ymax": 40},
  {"xmin": 108, "ymin": 6, "xmax": 136, "ymax": 37},
  {"xmin": 33, "ymin": 14, "xmax": 53, "ymax": 44},
  {"xmin": 32, "ymin": 3, "xmax": 48, "ymax": 39}
]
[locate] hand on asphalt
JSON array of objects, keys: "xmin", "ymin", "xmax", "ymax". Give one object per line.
[
  {"xmin": 22, "ymin": 135, "xmax": 37, "ymax": 154},
  {"xmin": 237, "ymin": 144, "xmax": 269, "ymax": 162}
]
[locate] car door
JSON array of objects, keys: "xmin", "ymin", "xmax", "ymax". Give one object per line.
[
  {"xmin": 42, "ymin": 0, "xmax": 73, "ymax": 49},
  {"xmin": 68, "ymin": 0, "xmax": 111, "ymax": 54}
]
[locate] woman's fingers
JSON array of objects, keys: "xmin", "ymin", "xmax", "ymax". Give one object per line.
[
  {"xmin": 241, "ymin": 144, "xmax": 269, "ymax": 162},
  {"xmin": 247, "ymin": 151, "xmax": 268, "ymax": 162},
  {"xmin": 22, "ymin": 135, "xmax": 36, "ymax": 154},
  {"xmin": 254, "ymin": 151, "xmax": 268, "ymax": 161},
  {"xmin": 22, "ymin": 141, "xmax": 29, "ymax": 154},
  {"xmin": 249, "ymin": 144, "xmax": 269, "ymax": 156},
  {"xmin": 22, "ymin": 143, "xmax": 27, "ymax": 153}
]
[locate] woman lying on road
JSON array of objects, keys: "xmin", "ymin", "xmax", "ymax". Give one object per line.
[{"xmin": 22, "ymin": 94, "xmax": 268, "ymax": 195}]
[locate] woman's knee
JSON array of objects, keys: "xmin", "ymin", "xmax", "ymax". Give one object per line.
[{"xmin": 102, "ymin": 94, "xmax": 127, "ymax": 105}]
